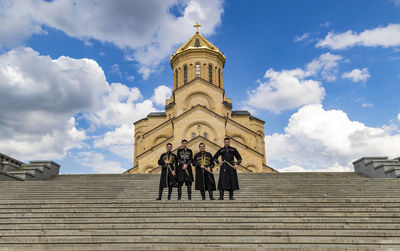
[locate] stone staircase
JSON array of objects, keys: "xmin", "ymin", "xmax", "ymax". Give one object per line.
[{"xmin": 0, "ymin": 172, "xmax": 400, "ymax": 250}]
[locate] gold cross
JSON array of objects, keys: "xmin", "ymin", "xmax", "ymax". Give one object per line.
[{"xmin": 193, "ymin": 21, "xmax": 201, "ymax": 34}]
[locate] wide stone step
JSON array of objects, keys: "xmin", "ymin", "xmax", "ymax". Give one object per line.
[
  {"xmin": 2, "ymin": 206, "xmax": 399, "ymax": 213},
  {"xmin": 2, "ymin": 195, "xmax": 399, "ymax": 200},
  {"xmin": 3, "ymin": 217, "xmax": 400, "ymax": 224},
  {"xmin": 1, "ymin": 197, "xmax": 399, "ymax": 203},
  {"xmin": 2, "ymin": 191, "xmax": 398, "ymax": 196},
  {"xmin": 2, "ymin": 222, "xmax": 399, "ymax": 231},
  {"xmin": 2, "ymin": 229, "xmax": 400, "ymax": 237},
  {"xmin": 1, "ymin": 235, "xmax": 400, "ymax": 245},
  {"xmin": 2, "ymin": 211, "xmax": 400, "ymax": 219},
  {"xmin": 2, "ymin": 181, "xmax": 398, "ymax": 185},
  {"xmin": 1, "ymin": 179, "xmax": 397, "ymax": 183},
  {"xmin": 0, "ymin": 243, "xmax": 397, "ymax": 251}
]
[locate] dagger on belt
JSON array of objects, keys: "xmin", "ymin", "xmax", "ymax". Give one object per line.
[
  {"xmin": 221, "ymin": 160, "xmax": 238, "ymax": 170},
  {"xmin": 182, "ymin": 149, "xmax": 190, "ymax": 176},
  {"xmin": 200, "ymin": 155, "xmax": 214, "ymax": 184},
  {"xmin": 165, "ymin": 153, "xmax": 176, "ymax": 176},
  {"xmin": 154, "ymin": 164, "xmax": 175, "ymax": 175}
]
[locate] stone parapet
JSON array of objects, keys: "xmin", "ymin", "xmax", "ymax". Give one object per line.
[
  {"xmin": 0, "ymin": 153, "xmax": 60, "ymax": 181},
  {"xmin": 353, "ymin": 156, "xmax": 400, "ymax": 178}
]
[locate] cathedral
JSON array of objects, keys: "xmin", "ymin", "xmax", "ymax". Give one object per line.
[{"xmin": 127, "ymin": 23, "xmax": 275, "ymax": 174}]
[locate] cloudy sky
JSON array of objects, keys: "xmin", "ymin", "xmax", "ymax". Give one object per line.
[{"xmin": 0, "ymin": 0, "xmax": 399, "ymax": 173}]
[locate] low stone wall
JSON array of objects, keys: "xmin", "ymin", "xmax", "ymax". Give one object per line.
[
  {"xmin": 0, "ymin": 153, "xmax": 60, "ymax": 181},
  {"xmin": 0, "ymin": 153, "xmax": 24, "ymax": 172},
  {"xmin": 353, "ymin": 156, "xmax": 400, "ymax": 178}
]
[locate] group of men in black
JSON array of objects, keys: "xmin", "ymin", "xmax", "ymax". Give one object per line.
[{"xmin": 156, "ymin": 137, "xmax": 242, "ymax": 201}]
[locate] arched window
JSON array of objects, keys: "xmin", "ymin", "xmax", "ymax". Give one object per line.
[
  {"xmin": 209, "ymin": 64, "xmax": 213, "ymax": 83},
  {"xmin": 204, "ymin": 132, "xmax": 208, "ymax": 139},
  {"xmin": 184, "ymin": 65, "xmax": 188, "ymax": 84},
  {"xmin": 195, "ymin": 64, "xmax": 200, "ymax": 78},
  {"xmin": 218, "ymin": 68, "xmax": 221, "ymax": 87},
  {"xmin": 175, "ymin": 69, "xmax": 178, "ymax": 87},
  {"xmin": 191, "ymin": 132, "xmax": 196, "ymax": 139}
]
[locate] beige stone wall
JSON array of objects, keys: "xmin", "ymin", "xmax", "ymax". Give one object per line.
[
  {"xmin": 172, "ymin": 50, "xmax": 224, "ymax": 89},
  {"xmin": 173, "ymin": 79, "xmax": 226, "ymax": 116},
  {"xmin": 132, "ymin": 104, "xmax": 272, "ymax": 173}
]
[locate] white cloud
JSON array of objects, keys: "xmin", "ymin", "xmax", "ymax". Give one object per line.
[
  {"xmin": 397, "ymin": 113, "xmax": 400, "ymax": 121},
  {"xmin": 361, "ymin": 103, "xmax": 373, "ymax": 108},
  {"xmin": 94, "ymin": 124, "xmax": 134, "ymax": 161},
  {"xmin": 391, "ymin": 0, "xmax": 400, "ymax": 6},
  {"xmin": 87, "ymin": 83, "xmax": 169, "ymax": 163},
  {"xmin": 75, "ymin": 151, "xmax": 126, "ymax": 173},
  {"xmin": 0, "ymin": 0, "xmax": 45, "ymax": 48},
  {"xmin": 126, "ymin": 75, "xmax": 135, "ymax": 82},
  {"xmin": 317, "ymin": 23, "xmax": 400, "ymax": 50},
  {"xmin": 279, "ymin": 163, "xmax": 352, "ymax": 172},
  {"xmin": 294, "ymin": 33, "xmax": 310, "ymax": 42},
  {"xmin": 0, "ymin": 0, "xmax": 224, "ymax": 79},
  {"xmin": 0, "ymin": 47, "xmax": 108, "ymax": 160},
  {"xmin": 84, "ymin": 82, "xmax": 156, "ymax": 127},
  {"xmin": 87, "ymin": 84, "xmax": 170, "ymax": 166},
  {"xmin": 247, "ymin": 68, "xmax": 325, "ymax": 114},
  {"xmin": 342, "ymin": 68, "xmax": 370, "ymax": 83},
  {"xmin": 151, "ymin": 85, "xmax": 172, "ymax": 106},
  {"xmin": 267, "ymin": 104, "xmax": 400, "ymax": 171},
  {"xmin": 245, "ymin": 52, "xmax": 344, "ymax": 114},
  {"xmin": 320, "ymin": 22, "xmax": 331, "ymax": 27},
  {"xmin": 306, "ymin": 52, "xmax": 342, "ymax": 82},
  {"xmin": 110, "ymin": 64, "xmax": 122, "ymax": 78},
  {"xmin": 0, "ymin": 47, "xmax": 160, "ymax": 173}
]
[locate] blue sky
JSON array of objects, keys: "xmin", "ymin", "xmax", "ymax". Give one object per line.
[{"xmin": 0, "ymin": 0, "xmax": 399, "ymax": 173}]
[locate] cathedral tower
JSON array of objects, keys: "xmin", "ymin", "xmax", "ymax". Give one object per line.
[{"xmin": 127, "ymin": 23, "xmax": 275, "ymax": 174}]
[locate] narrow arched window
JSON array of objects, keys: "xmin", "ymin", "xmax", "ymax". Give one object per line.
[
  {"xmin": 204, "ymin": 132, "xmax": 208, "ymax": 139},
  {"xmin": 209, "ymin": 64, "xmax": 213, "ymax": 83},
  {"xmin": 195, "ymin": 64, "xmax": 200, "ymax": 78},
  {"xmin": 218, "ymin": 68, "xmax": 221, "ymax": 87},
  {"xmin": 184, "ymin": 65, "xmax": 188, "ymax": 84},
  {"xmin": 191, "ymin": 132, "xmax": 196, "ymax": 139},
  {"xmin": 175, "ymin": 69, "xmax": 178, "ymax": 87}
]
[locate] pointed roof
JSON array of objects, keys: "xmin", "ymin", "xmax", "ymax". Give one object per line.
[{"xmin": 170, "ymin": 32, "xmax": 225, "ymax": 61}]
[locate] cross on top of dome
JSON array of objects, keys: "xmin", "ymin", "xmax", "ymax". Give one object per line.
[{"xmin": 193, "ymin": 21, "xmax": 201, "ymax": 34}]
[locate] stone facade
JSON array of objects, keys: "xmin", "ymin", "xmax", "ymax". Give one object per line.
[{"xmin": 128, "ymin": 30, "xmax": 275, "ymax": 174}]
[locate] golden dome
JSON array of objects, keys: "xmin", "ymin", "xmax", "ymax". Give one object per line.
[{"xmin": 170, "ymin": 22, "xmax": 225, "ymax": 63}]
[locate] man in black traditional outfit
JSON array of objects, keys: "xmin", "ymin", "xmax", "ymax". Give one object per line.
[
  {"xmin": 213, "ymin": 137, "xmax": 242, "ymax": 200},
  {"xmin": 176, "ymin": 139, "xmax": 194, "ymax": 200},
  {"xmin": 156, "ymin": 143, "xmax": 178, "ymax": 200},
  {"xmin": 194, "ymin": 143, "xmax": 216, "ymax": 200}
]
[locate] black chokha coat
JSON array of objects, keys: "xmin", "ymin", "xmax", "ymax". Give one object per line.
[
  {"xmin": 193, "ymin": 151, "xmax": 216, "ymax": 191},
  {"xmin": 176, "ymin": 148, "xmax": 194, "ymax": 183},
  {"xmin": 157, "ymin": 151, "xmax": 178, "ymax": 188},
  {"xmin": 213, "ymin": 146, "xmax": 242, "ymax": 191}
]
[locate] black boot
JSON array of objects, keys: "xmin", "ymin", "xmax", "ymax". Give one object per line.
[
  {"xmin": 229, "ymin": 190, "xmax": 234, "ymax": 200},
  {"xmin": 218, "ymin": 190, "xmax": 224, "ymax": 200},
  {"xmin": 167, "ymin": 186, "xmax": 173, "ymax": 200},
  {"xmin": 187, "ymin": 186, "xmax": 192, "ymax": 200},
  {"xmin": 156, "ymin": 187, "xmax": 163, "ymax": 200},
  {"xmin": 177, "ymin": 185, "xmax": 182, "ymax": 200},
  {"xmin": 209, "ymin": 190, "xmax": 215, "ymax": 200},
  {"xmin": 200, "ymin": 190, "xmax": 206, "ymax": 200}
]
